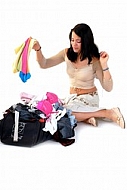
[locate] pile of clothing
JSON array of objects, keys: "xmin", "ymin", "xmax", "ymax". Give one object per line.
[{"xmin": 0, "ymin": 92, "xmax": 77, "ymax": 147}]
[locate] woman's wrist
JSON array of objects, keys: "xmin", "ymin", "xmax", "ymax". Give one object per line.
[
  {"xmin": 102, "ymin": 67, "xmax": 109, "ymax": 71},
  {"xmin": 101, "ymin": 62, "xmax": 109, "ymax": 71},
  {"xmin": 35, "ymin": 46, "xmax": 41, "ymax": 51}
]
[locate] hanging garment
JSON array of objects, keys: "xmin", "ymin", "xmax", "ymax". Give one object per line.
[{"xmin": 12, "ymin": 37, "xmax": 36, "ymax": 82}]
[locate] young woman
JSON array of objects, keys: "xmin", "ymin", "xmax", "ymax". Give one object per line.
[{"xmin": 32, "ymin": 23, "xmax": 125, "ymax": 129}]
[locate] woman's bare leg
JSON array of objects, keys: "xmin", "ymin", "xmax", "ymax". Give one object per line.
[
  {"xmin": 72, "ymin": 108, "xmax": 125, "ymax": 128},
  {"xmin": 72, "ymin": 109, "xmax": 107, "ymax": 121}
]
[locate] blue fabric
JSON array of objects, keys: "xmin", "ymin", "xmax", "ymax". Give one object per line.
[{"xmin": 19, "ymin": 71, "xmax": 31, "ymax": 83}]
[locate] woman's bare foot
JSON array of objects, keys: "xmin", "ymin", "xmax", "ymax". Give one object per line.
[
  {"xmin": 84, "ymin": 117, "xmax": 97, "ymax": 127},
  {"xmin": 110, "ymin": 107, "xmax": 125, "ymax": 129}
]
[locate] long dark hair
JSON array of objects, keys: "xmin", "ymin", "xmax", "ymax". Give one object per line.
[{"xmin": 67, "ymin": 23, "xmax": 100, "ymax": 64}]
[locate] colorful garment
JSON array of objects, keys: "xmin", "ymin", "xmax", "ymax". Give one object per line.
[{"xmin": 13, "ymin": 37, "xmax": 36, "ymax": 82}]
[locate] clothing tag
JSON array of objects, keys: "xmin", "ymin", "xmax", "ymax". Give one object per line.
[{"xmin": 13, "ymin": 111, "xmax": 19, "ymax": 141}]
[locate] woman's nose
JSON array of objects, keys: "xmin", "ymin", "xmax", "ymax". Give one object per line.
[{"xmin": 73, "ymin": 41, "xmax": 77, "ymax": 46}]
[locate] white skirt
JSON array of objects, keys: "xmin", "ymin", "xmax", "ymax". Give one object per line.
[{"xmin": 63, "ymin": 92, "xmax": 104, "ymax": 113}]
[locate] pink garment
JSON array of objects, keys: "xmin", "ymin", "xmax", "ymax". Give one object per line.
[
  {"xmin": 46, "ymin": 92, "xmax": 59, "ymax": 104},
  {"xmin": 22, "ymin": 38, "xmax": 31, "ymax": 74},
  {"xmin": 36, "ymin": 99, "xmax": 53, "ymax": 117},
  {"xmin": 20, "ymin": 92, "xmax": 36, "ymax": 104}
]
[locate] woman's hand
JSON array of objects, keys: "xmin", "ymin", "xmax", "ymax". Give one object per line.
[
  {"xmin": 32, "ymin": 39, "xmax": 41, "ymax": 51},
  {"xmin": 100, "ymin": 51, "xmax": 109, "ymax": 69}
]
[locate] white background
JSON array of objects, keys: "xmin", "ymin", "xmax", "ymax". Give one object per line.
[{"xmin": 0, "ymin": 0, "xmax": 127, "ymax": 189}]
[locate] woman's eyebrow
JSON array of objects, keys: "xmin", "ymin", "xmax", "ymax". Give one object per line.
[{"xmin": 71, "ymin": 38, "xmax": 81, "ymax": 40}]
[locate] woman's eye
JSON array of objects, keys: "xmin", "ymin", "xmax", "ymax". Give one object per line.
[{"xmin": 71, "ymin": 39, "xmax": 81, "ymax": 43}]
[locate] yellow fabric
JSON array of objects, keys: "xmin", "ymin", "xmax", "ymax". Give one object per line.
[
  {"xmin": 12, "ymin": 38, "xmax": 36, "ymax": 73},
  {"xmin": 13, "ymin": 43, "xmax": 25, "ymax": 73}
]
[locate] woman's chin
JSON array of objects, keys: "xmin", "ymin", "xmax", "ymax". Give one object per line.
[{"xmin": 73, "ymin": 49, "xmax": 79, "ymax": 53}]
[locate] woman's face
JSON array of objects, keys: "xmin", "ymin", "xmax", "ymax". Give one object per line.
[{"xmin": 71, "ymin": 31, "xmax": 81, "ymax": 54}]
